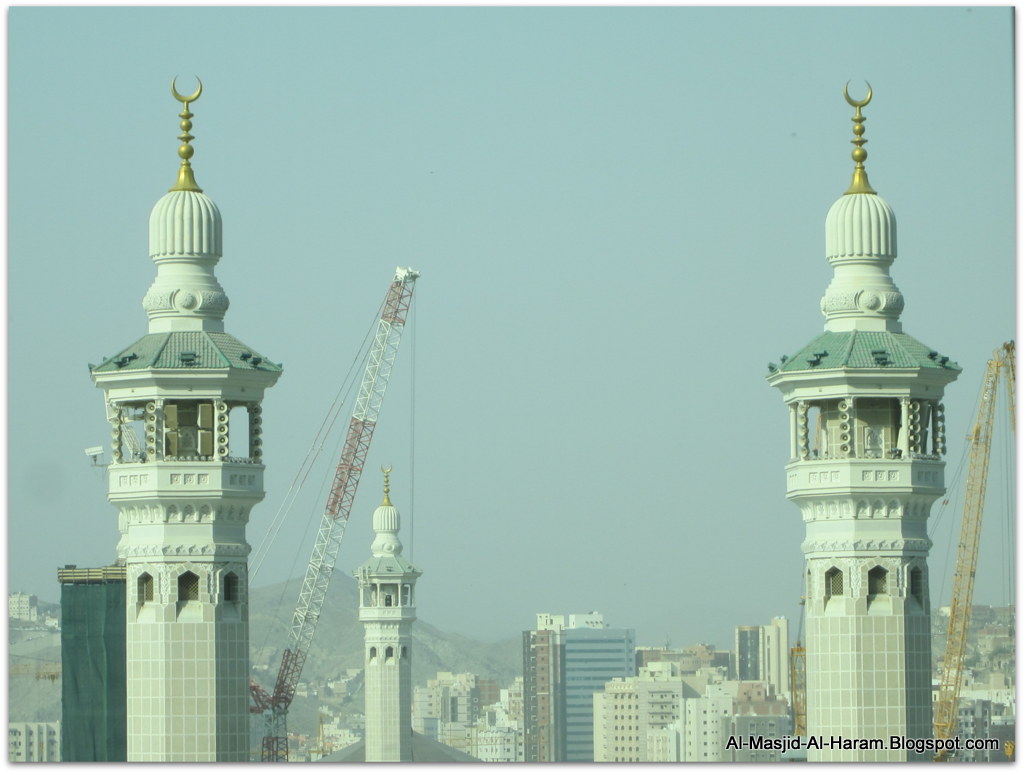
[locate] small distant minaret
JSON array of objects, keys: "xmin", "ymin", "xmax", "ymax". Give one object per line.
[
  {"xmin": 90, "ymin": 79, "xmax": 281, "ymax": 761},
  {"xmin": 355, "ymin": 468, "xmax": 422, "ymax": 762},
  {"xmin": 767, "ymin": 85, "xmax": 960, "ymax": 761}
]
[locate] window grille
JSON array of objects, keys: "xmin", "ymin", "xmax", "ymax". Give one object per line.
[
  {"xmin": 868, "ymin": 566, "xmax": 888, "ymax": 595},
  {"xmin": 224, "ymin": 572, "xmax": 239, "ymax": 602},
  {"xmin": 825, "ymin": 567, "xmax": 844, "ymax": 597},
  {"xmin": 178, "ymin": 571, "xmax": 200, "ymax": 601},
  {"xmin": 138, "ymin": 573, "xmax": 154, "ymax": 603},
  {"xmin": 909, "ymin": 567, "xmax": 924, "ymax": 602}
]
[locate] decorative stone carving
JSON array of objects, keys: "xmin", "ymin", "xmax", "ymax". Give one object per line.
[
  {"xmin": 175, "ymin": 290, "xmax": 199, "ymax": 311},
  {"xmin": 142, "ymin": 289, "xmax": 174, "ymax": 312},
  {"xmin": 198, "ymin": 291, "xmax": 229, "ymax": 312}
]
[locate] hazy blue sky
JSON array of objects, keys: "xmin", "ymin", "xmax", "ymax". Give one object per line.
[{"xmin": 8, "ymin": 7, "xmax": 1015, "ymax": 651}]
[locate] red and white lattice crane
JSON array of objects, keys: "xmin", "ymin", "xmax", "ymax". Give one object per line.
[{"xmin": 249, "ymin": 267, "xmax": 419, "ymax": 761}]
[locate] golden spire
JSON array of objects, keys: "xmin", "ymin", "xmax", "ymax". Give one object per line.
[
  {"xmin": 843, "ymin": 81, "xmax": 876, "ymax": 195},
  {"xmin": 169, "ymin": 76, "xmax": 203, "ymax": 193},
  {"xmin": 381, "ymin": 465, "xmax": 393, "ymax": 506}
]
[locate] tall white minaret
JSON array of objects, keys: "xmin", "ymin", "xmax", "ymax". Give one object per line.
[
  {"xmin": 355, "ymin": 468, "xmax": 421, "ymax": 762},
  {"xmin": 90, "ymin": 79, "xmax": 281, "ymax": 761},
  {"xmin": 767, "ymin": 85, "xmax": 960, "ymax": 761}
]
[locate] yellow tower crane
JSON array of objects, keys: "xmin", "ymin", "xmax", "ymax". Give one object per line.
[{"xmin": 933, "ymin": 341, "xmax": 1014, "ymax": 760}]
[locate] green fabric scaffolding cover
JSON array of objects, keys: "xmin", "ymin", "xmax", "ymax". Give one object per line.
[{"xmin": 60, "ymin": 579, "xmax": 127, "ymax": 761}]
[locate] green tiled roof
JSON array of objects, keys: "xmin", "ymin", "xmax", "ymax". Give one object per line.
[
  {"xmin": 771, "ymin": 330, "xmax": 960, "ymax": 374},
  {"xmin": 91, "ymin": 331, "xmax": 282, "ymax": 373},
  {"xmin": 358, "ymin": 555, "xmax": 419, "ymax": 576}
]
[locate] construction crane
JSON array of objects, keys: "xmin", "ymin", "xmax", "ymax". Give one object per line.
[
  {"xmin": 249, "ymin": 267, "xmax": 419, "ymax": 761},
  {"xmin": 933, "ymin": 341, "xmax": 1014, "ymax": 759},
  {"xmin": 789, "ymin": 633, "xmax": 807, "ymax": 737}
]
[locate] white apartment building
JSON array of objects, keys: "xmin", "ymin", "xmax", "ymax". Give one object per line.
[
  {"xmin": 8, "ymin": 593, "xmax": 38, "ymax": 622},
  {"xmin": 593, "ymin": 662, "xmax": 716, "ymax": 762},
  {"xmin": 9, "ymin": 722, "xmax": 60, "ymax": 762}
]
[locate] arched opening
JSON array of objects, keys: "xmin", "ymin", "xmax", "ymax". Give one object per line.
[
  {"xmin": 909, "ymin": 567, "xmax": 925, "ymax": 604},
  {"xmin": 224, "ymin": 572, "xmax": 239, "ymax": 603},
  {"xmin": 138, "ymin": 572, "xmax": 153, "ymax": 603},
  {"xmin": 178, "ymin": 571, "xmax": 199, "ymax": 602},
  {"xmin": 825, "ymin": 567, "xmax": 843, "ymax": 600},
  {"xmin": 868, "ymin": 566, "xmax": 888, "ymax": 596}
]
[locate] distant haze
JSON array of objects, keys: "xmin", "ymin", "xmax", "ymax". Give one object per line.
[{"xmin": 8, "ymin": 7, "xmax": 1015, "ymax": 650}]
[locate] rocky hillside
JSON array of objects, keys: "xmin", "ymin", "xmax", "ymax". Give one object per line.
[
  {"xmin": 249, "ymin": 572, "xmax": 521, "ymax": 687},
  {"xmin": 9, "ymin": 575, "xmax": 522, "ymax": 736}
]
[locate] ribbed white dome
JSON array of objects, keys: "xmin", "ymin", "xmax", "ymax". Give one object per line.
[
  {"xmin": 149, "ymin": 190, "xmax": 222, "ymax": 258},
  {"xmin": 372, "ymin": 504, "xmax": 400, "ymax": 534},
  {"xmin": 825, "ymin": 193, "xmax": 896, "ymax": 260},
  {"xmin": 370, "ymin": 503, "xmax": 404, "ymax": 557}
]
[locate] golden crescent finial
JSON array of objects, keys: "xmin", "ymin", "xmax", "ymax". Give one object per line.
[
  {"xmin": 843, "ymin": 81, "xmax": 876, "ymax": 195},
  {"xmin": 381, "ymin": 466, "xmax": 393, "ymax": 506},
  {"xmin": 171, "ymin": 76, "xmax": 203, "ymax": 106},
  {"xmin": 843, "ymin": 80, "xmax": 872, "ymax": 109},
  {"xmin": 168, "ymin": 76, "xmax": 203, "ymax": 193}
]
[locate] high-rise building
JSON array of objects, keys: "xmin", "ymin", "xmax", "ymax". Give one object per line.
[
  {"xmin": 8, "ymin": 592, "xmax": 38, "ymax": 622},
  {"xmin": 412, "ymin": 670, "xmax": 500, "ymax": 749},
  {"xmin": 734, "ymin": 617, "xmax": 789, "ymax": 701},
  {"xmin": 355, "ymin": 469, "xmax": 422, "ymax": 762},
  {"xmin": 636, "ymin": 643, "xmax": 730, "ymax": 674},
  {"xmin": 89, "ymin": 80, "xmax": 281, "ymax": 761},
  {"xmin": 766, "ymin": 86, "xmax": 960, "ymax": 760},
  {"xmin": 593, "ymin": 661, "xmax": 701, "ymax": 762},
  {"xmin": 523, "ymin": 615, "xmax": 564, "ymax": 762},
  {"xmin": 523, "ymin": 612, "xmax": 635, "ymax": 762},
  {"xmin": 58, "ymin": 565, "xmax": 127, "ymax": 761},
  {"xmin": 8, "ymin": 722, "xmax": 61, "ymax": 762}
]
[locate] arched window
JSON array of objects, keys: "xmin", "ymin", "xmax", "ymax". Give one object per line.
[
  {"xmin": 385, "ymin": 646, "xmax": 394, "ymax": 661},
  {"xmin": 138, "ymin": 573, "xmax": 154, "ymax": 603},
  {"xmin": 224, "ymin": 572, "xmax": 239, "ymax": 603},
  {"xmin": 909, "ymin": 567, "xmax": 924, "ymax": 603},
  {"xmin": 825, "ymin": 567, "xmax": 843, "ymax": 599},
  {"xmin": 369, "ymin": 647, "xmax": 377, "ymax": 662},
  {"xmin": 178, "ymin": 571, "xmax": 199, "ymax": 602},
  {"xmin": 868, "ymin": 566, "xmax": 888, "ymax": 596}
]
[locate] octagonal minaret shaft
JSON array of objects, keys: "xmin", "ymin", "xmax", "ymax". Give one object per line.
[
  {"xmin": 355, "ymin": 468, "xmax": 422, "ymax": 762},
  {"xmin": 767, "ymin": 85, "xmax": 959, "ymax": 761},
  {"xmin": 90, "ymin": 79, "xmax": 281, "ymax": 761}
]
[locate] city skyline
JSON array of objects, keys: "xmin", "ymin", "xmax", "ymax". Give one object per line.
[{"xmin": 8, "ymin": 7, "xmax": 1015, "ymax": 651}]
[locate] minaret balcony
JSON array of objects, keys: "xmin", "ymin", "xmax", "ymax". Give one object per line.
[
  {"xmin": 108, "ymin": 459, "xmax": 264, "ymax": 500},
  {"xmin": 785, "ymin": 456, "xmax": 945, "ymax": 499},
  {"xmin": 358, "ymin": 606, "xmax": 417, "ymax": 622}
]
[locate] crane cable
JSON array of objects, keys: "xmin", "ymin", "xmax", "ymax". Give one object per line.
[
  {"xmin": 248, "ymin": 293, "xmax": 388, "ymax": 660},
  {"xmin": 249, "ymin": 295, "xmax": 386, "ymax": 581}
]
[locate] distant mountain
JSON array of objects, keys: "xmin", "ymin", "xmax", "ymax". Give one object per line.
[
  {"xmin": 8, "ymin": 575, "xmax": 522, "ymax": 740},
  {"xmin": 249, "ymin": 573, "xmax": 522, "ymax": 689},
  {"xmin": 8, "ymin": 623, "xmax": 62, "ymax": 723}
]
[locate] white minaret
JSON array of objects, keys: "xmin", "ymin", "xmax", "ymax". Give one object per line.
[
  {"xmin": 767, "ymin": 86, "xmax": 960, "ymax": 761},
  {"xmin": 355, "ymin": 468, "xmax": 421, "ymax": 762},
  {"xmin": 90, "ymin": 80, "xmax": 281, "ymax": 761}
]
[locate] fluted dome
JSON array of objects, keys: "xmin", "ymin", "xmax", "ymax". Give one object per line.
[
  {"xmin": 825, "ymin": 192, "xmax": 896, "ymax": 260},
  {"xmin": 372, "ymin": 504, "xmax": 400, "ymax": 535},
  {"xmin": 149, "ymin": 190, "xmax": 222, "ymax": 258},
  {"xmin": 370, "ymin": 501, "xmax": 404, "ymax": 557}
]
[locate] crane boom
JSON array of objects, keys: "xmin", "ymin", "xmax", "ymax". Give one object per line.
[
  {"xmin": 250, "ymin": 267, "xmax": 419, "ymax": 761},
  {"xmin": 933, "ymin": 341, "xmax": 1014, "ymax": 753}
]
